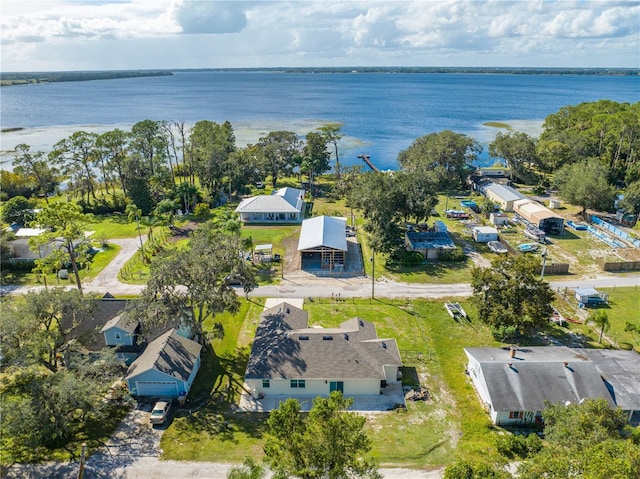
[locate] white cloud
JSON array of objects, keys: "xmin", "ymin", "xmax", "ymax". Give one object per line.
[{"xmin": 1, "ymin": 0, "xmax": 638, "ymax": 71}]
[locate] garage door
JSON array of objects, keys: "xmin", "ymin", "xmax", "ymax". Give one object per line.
[{"xmin": 136, "ymin": 381, "xmax": 178, "ymax": 397}]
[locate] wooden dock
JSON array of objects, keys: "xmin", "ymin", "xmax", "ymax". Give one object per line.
[{"xmin": 357, "ymin": 154, "xmax": 379, "ymax": 172}]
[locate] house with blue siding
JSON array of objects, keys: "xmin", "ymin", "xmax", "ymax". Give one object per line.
[{"xmin": 124, "ymin": 328, "xmax": 202, "ymax": 398}]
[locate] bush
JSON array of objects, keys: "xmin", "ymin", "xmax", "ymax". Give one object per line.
[
  {"xmin": 194, "ymin": 203, "xmax": 210, "ymax": 219},
  {"xmin": 491, "ymin": 325, "xmax": 518, "ymax": 342},
  {"xmin": 444, "ymin": 461, "xmax": 511, "ymax": 479},
  {"xmin": 438, "ymin": 246, "xmax": 467, "ymax": 262},
  {"xmin": 398, "ymin": 251, "xmax": 424, "ymax": 266},
  {"xmin": 496, "ymin": 432, "xmax": 542, "ymax": 458}
]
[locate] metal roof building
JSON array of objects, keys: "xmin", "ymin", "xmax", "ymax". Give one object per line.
[{"xmin": 298, "ymin": 216, "xmax": 348, "ymax": 271}]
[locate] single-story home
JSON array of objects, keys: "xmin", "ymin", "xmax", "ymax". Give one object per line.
[
  {"xmin": 298, "ymin": 216, "xmax": 348, "ymax": 271},
  {"xmin": 100, "ymin": 313, "xmax": 141, "ymax": 364},
  {"xmin": 243, "ymin": 303, "xmax": 402, "ymax": 408},
  {"xmin": 125, "ymin": 328, "xmax": 202, "ymax": 398},
  {"xmin": 513, "ymin": 199, "xmax": 564, "ymax": 235},
  {"xmin": 489, "ymin": 212, "xmax": 510, "ymax": 227},
  {"xmin": 235, "ymin": 187, "xmax": 304, "ymax": 223},
  {"xmin": 472, "ymin": 226, "xmax": 499, "ymax": 243},
  {"xmin": 464, "ymin": 346, "xmax": 640, "ymax": 426},
  {"xmin": 405, "ymin": 221, "xmax": 456, "ymax": 260}
]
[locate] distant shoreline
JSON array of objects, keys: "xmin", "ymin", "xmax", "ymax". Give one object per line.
[
  {"xmin": 0, "ymin": 70, "xmax": 173, "ymax": 87},
  {"xmin": 1, "ymin": 67, "xmax": 637, "ymax": 86}
]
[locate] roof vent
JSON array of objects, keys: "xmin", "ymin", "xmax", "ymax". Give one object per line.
[
  {"xmin": 323, "ymin": 335, "xmax": 333, "ymax": 341},
  {"xmin": 382, "ymin": 342, "xmax": 387, "ymax": 349},
  {"xmin": 299, "ymin": 335, "xmax": 309, "ymax": 341},
  {"xmin": 358, "ymin": 319, "xmax": 364, "ymax": 327},
  {"xmin": 344, "ymin": 334, "xmax": 349, "ymax": 341},
  {"xmin": 286, "ymin": 308, "xmax": 290, "ymax": 314}
]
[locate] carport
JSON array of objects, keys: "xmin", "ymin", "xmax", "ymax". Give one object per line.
[{"xmin": 298, "ymin": 216, "xmax": 348, "ymax": 271}]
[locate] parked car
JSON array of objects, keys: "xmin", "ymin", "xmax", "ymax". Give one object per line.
[{"xmin": 150, "ymin": 401, "xmax": 172, "ymax": 425}]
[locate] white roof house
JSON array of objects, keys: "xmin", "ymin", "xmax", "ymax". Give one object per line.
[
  {"xmin": 235, "ymin": 187, "xmax": 304, "ymax": 223},
  {"xmin": 298, "ymin": 216, "xmax": 348, "ymax": 271}
]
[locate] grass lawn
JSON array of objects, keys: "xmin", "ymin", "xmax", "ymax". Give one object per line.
[
  {"xmin": 0, "ymin": 242, "xmax": 121, "ymax": 288},
  {"xmin": 87, "ymin": 214, "xmax": 141, "ymax": 239},
  {"xmin": 160, "ymin": 297, "xmax": 508, "ymax": 468}
]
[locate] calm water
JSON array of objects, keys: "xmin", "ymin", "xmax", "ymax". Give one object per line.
[{"xmin": 1, "ymin": 72, "xmax": 639, "ymax": 170}]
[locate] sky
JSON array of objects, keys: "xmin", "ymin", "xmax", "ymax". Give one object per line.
[{"xmin": 1, "ymin": 0, "xmax": 639, "ymax": 72}]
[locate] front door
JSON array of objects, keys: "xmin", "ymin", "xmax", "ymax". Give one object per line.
[{"xmin": 329, "ymin": 381, "xmax": 344, "ymax": 393}]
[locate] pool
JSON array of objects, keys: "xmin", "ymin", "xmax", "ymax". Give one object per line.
[{"xmin": 586, "ymin": 226, "xmax": 626, "ymax": 248}]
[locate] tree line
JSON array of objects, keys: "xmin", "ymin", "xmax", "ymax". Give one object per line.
[{"xmin": 3, "ymin": 120, "xmax": 342, "ymax": 217}]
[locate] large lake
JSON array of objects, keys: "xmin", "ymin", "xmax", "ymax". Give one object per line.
[{"xmin": 1, "ymin": 71, "xmax": 638, "ymax": 170}]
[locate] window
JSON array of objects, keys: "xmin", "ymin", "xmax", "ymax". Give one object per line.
[
  {"xmin": 262, "ymin": 379, "xmax": 270, "ymax": 388},
  {"xmin": 114, "ymin": 332, "xmax": 121, "ymax": 340},
  {"xmin": 291, "ymin": 379, "xmax": 306, "ymax": 389},
  {"xmin": 509, "ymin": 411, "xmax": 523, "ymax": 419}
]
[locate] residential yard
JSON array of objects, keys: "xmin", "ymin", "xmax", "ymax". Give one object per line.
[{"xmin": 159, "ymin": 295, "xmax": 615, "ymax": 468}]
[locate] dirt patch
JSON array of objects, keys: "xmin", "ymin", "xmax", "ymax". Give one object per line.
[
  {"xmin": 166, "ymin": 221, "xmax": 199, "ymax": 243},
  {"xmin": 282, "ymin": 234, "xmax": 301, "ymax": 272}
]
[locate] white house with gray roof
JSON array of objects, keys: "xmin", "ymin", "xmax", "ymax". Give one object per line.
[
  {"xmin": 235, "ymin": 187, "xmax": 304, "ymax": 223},
  {"xmin": 465, "ymin": 346, "xmax": 640, "ymax": 426},
  {"xmin": 125, "ymin": 328, "xmax": 202, "ymax": 398},
  {"xmin": 243, "ymin": 303, "xmax": 402, "ymax": 407}
]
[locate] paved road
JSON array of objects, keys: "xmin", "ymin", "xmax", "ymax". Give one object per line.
[{"xmin": 2, "ymin": 238, "xmax": 639, "ymax": 479}]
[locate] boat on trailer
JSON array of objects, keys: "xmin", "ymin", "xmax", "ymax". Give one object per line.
[{"xmin": 445, "ymin": 302, "xmax": 467, "ymax": 319}]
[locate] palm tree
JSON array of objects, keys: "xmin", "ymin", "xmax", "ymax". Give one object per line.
[
  {"xmin": 125, "ymin": 203, "xmax": 145, "ymax": 255},
  {"xmin": 590, "ymin": 309, "xmax": 610, "ymax": 344}
]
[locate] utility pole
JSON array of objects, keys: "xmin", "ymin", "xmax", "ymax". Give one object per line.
[
  {"xmin": 370, "ymin": 250, "xmax": 375, "ymax": 300},
  {"xmin": 540, "ymin": 246, "xmax": 548, "ymax": 279}
]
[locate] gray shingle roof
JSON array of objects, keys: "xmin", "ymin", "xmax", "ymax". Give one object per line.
[
  {"xmin": 101, "ymin": 313, "xmax": 138, "ymax": 334},
  {"xmin": 580, "ymin": 349, "xmax": 640, "ymax": 411},
  {"xmin": 245, "ymin": 303, "xmax": 402, "ymax": 380},
  {"xmin": 465, "ymin": 347, "xmax": 616, "ymax": 411},
  {"xmin": 125, "ymin": 329, "xmax": 202, "ymax": 382}
]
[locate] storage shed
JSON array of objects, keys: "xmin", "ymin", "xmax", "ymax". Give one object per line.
[
  {"xmin": 472, "ymin": 226, "xmax": 499, "ymax": 243},
  {"xmin": 479, "ymin": 183, "xmax": 526, "ymax": 212},
  {"xmin": 489, "ymin": 213, "xmax": 509, "ymax": 227},
  {"xmin": 513, "ymin": 199, "xmax": 564, "ymax": 234}
]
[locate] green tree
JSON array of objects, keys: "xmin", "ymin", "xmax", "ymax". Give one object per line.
[
  {"xmin": 443, "ymin": 461, "xmax": 511, "ymax": 479},
  {"xmin": 397, "ymin": 130, "xmax": 481, "ymax": 190},
  {"xmin": 51, "ymin": 131, "xmax": 99, "ymax": 204},
  {"xmin": 189, "ymin": 120, "xmax": 236, "ymax": 198},
  {"xmin": 264, "ymin": 391, "xmax": 381, "ymax": 479},
  {"xmin": 302, "ymin": 131, "xmax": 331, "ymax": 194},
  {"xmin": 471, "ymin": 255, "xmax": 554, "ymax": 339},
  {"xmin": 317, "ymin": 124, "xmax": 343, "ymax": 175},
  {"xmin": 489, "ymin": 131, "xmax": 539, "ymax": 183},
  {"xmin": 589, "ymin": 309, "xmax": 611, "ymax": 344},
  {"xmin": 618, "ymin": 180, "xmax": 640, "ymax": 216},
  {"xmin": 518, "ymin": 399, "xmax": 637, "ymax": 479},
  {"xmin": 95, "ymin": 128, "xmax": 130, "ymax": 196},
  {"xmin": 1, "ymin": 195, "xmax": 36, "ymax": 225},
  {"xmin": 30, "ymin": 203, "xmax": 92, "ymax": 291},
  {"xmin": 256, "ymin": 131, "xmax": 301, "ymax": 188},
  {"xmin": 12, "ymin": 143, "xmax": 57, "ymax": 204},
  {"xmin": 554, "ymin": 159, "xmax": 616, "ymax": 215},
  {"xmin": 133, "ymin": 225, "xmax": 255, "ymax": 346}
]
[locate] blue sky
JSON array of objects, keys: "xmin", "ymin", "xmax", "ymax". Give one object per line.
[{"xmin": 1, "ymin": 0, "xmax": 638, "ymax": 72}]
